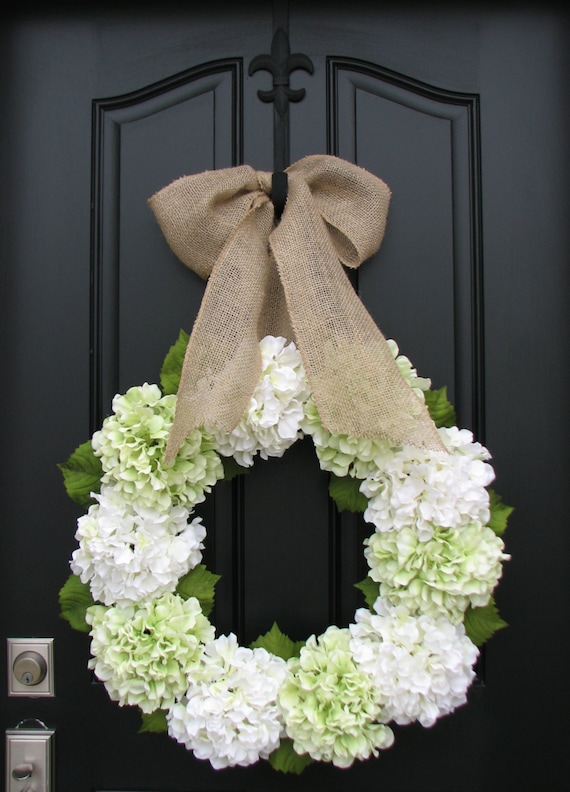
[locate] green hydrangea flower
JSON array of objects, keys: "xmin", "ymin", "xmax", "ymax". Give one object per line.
[
  {"xmin": 301, "ymin": 340, "xmax": 430, "ymax": 480},
  {"xmin": 278, "ymin": 626, "xmax": 394, "ymax": 768},
  {"xmin": 302, "ymin": 396, "xmax": 392, "ymax": 479},
  {"xmin": 86, "ymin": 592, "xmax": 214, "ymax": 713},
  {"xmin": 365, "ymin": 522, "xmax": 509, "ymax": 623},
  {"xmin": 92, "ymin": 383, "xmax": 224, "ymax": 510},
  {"xmin": 386, "ymin": 339, "xmax": 431, "ymax": 399}
]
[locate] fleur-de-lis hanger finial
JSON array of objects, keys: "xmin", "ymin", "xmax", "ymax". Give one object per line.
[{"xmin": 249, "ymin": 27, "xmax": 314, "ymax": 119}]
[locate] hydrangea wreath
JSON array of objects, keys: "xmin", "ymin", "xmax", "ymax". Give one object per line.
[{"xmin": 59, "ymin": 332, "xmax": 512, "ymax": 773}]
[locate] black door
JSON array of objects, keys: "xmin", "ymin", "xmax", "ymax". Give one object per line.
[{"xmin": 1, "ymin": 3, "xmax": 567, "ymax": 790}]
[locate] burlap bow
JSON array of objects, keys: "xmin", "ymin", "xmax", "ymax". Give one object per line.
[{"xmin": 149, "ymin": 154, "xmax": 443, "ymax": 463}]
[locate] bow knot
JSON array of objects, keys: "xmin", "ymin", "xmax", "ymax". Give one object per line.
[
  {"xmin": 149, "ymin": 155, "xmax": 443, "ymax": 462},
  {"xmin": 255, "ymin": 171, "xmax": 273, "ymax": 196}
]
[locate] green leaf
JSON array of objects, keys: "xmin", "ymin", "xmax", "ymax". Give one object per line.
[
  {"xmin": 58, "ymin": 440, "xmax": 102, "ymax": 507},
  {"xmin": 464, "ymin": 598, "xmax": 508, "ymax": 647},
  {"xmin": 488, "ymin": 489, "xmax": 514, "ymax": 537},
  {"xmin": 329, "ymin": 473, "xmax": 368, "ymax": 513},
  {"xmin": 139, "ymin": 710, "xmax": 168, "ymax": 734},
  {"xmin": 160, "ymin": 329, "xmax": 190, "ymax": 395},
  {"xmin": 175, "ymin": 564, "xmax": 221, "ymax": 617},
  {"xmin": 355, "ymin": 577, "xmax": 380, "ymax": 609},
  {"xmin": 424, "ymin": 386, "xmax": 457, "ymax": 428},
  {"xmin": 268, "ymin": 738, "xmax": 313, "ymax": 774},
  {"xmin": 59, "ymin": 574, "xmax": 95, "ymax": 633},
  {"xmin": 250, "ymin": 622, "xmax": 305, "ymax": 660},
  {"xmin": 221, "ymin": 455, "xmax": 250, "ymax": 481}
]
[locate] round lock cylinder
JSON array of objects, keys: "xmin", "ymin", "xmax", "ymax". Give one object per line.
[{"xmin": 12, "ymin": 651, "xmax": 48, "ymax": 686}]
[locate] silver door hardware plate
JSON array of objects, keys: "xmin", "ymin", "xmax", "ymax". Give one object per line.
[
  {"xmin": 7, "ymin": 638, "xmax": 54, "ymax": 697},
  {"xmin": 5, "ymin": 724, "xmax": 55, "ymax": 792}
]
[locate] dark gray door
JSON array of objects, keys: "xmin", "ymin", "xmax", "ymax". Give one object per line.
[{"xmin": 1, "ymin": 3, "xmax": 567, "ymax": 790}]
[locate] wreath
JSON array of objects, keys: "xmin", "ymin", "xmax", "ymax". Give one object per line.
[{"xmin": 59, "ymin": 331, "xmax": 511, "ymax": 773}]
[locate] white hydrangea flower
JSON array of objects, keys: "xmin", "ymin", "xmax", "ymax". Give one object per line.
[
  {"xmin": 167, "ymin": 634, "xmax": 288, "ymax": 769},
  {"xmin": 70, "ymin": 484, "xmax": 206, "ymax": 607},
  {"xmin": 209, "ymin": 336, "xmax": 310, "ymax": 467},
  {"xmin": 361, "ymin": 426, "xmax": 496, "ymax": 540},
  {"xmin": 86, "ymin": 593, "xmax": 214, "ymax": 714},
  {"xmin": 349, "ymin": 599, "xmax": 479, "ymax": 727},
  {"xmin": 92, "ymin": 383, "xmax": 224, "ymax": 511}
]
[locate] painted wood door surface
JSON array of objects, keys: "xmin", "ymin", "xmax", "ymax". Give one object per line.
[{"xmin": 1, "ymin": 3, "xmax": 567, "ymax": 790}]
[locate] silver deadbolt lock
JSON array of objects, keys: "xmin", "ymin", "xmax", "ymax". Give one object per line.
[
  {"xmin": 7, "ymin": 638, "xmax": 54, "ymax": 696},
  {"xmin": 12, "ymin": 651, "xmax": 47, "ymax": 687}
]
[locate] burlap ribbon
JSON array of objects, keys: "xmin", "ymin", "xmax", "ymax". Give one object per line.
[{"xmin": 149, "ymin": 154, "xmax": 444, "ymax": 463}]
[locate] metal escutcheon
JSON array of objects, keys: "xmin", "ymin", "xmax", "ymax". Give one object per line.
[{"xmin": 5, "ymin": 720, "xmax": 54, "ymax": 792}]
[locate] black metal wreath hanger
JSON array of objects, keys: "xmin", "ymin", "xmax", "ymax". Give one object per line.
[{"xmin": 249, "ymin": 7, "xmax": 314, "ymax": 221}]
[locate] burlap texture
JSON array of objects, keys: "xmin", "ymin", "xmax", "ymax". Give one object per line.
[{"xmin": 148, "ymin": 155, "xmax": 444, "ymax": 462}]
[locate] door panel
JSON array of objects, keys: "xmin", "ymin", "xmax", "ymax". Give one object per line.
[
  {"xmin": 92, "ymin": 59, "xmax": 243, "ymax": 421},
  {"xmin": 329, "ymin": 58, "xmax": 481, "ymax": 430},
  {"xmin": 1, "ymin": 3, "xmax": 567, "ymax": 791}
]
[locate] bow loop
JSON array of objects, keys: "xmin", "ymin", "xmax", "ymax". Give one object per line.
[
  {"xmin": 149, "ymin": 155, "xmax": 444, "ymax": 463},
  {"xmin": 150, "ymin": 165, "xmax": 269, "ymax": 280},
  {"xmin": 289, "ymin": 156, "xmax": 390, "ymax": 267}
]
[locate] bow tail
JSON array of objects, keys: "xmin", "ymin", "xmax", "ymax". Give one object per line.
[
  {"xmin": 164, "ymin": 204, "xmax": 275, "ymax": 463},
  {"xmin": 271, "ymin": 176, "xmax": 445, "ymax": 452},
  {"xmin": 257, "ymin": 251, "xmax": 296, "ymax": 342}
]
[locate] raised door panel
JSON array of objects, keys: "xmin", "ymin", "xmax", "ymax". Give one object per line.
[
  {"xmin": 329, "ymin": 59, "xmax": 482, "ymax": 434},
  {"xmin": 92, "ymin": 60, "xmax": 243, "ymax": 420}
]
